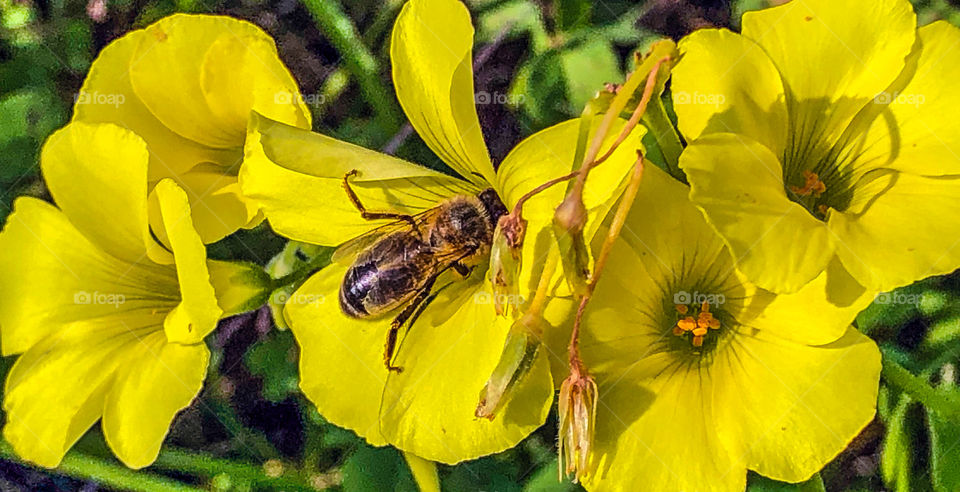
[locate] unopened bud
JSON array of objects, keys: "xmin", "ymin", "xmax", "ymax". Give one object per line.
[
  {"xmin": 558, "ymin": 368, "xmax": 598, "ymax": 483},
  {"xmin": 475, "ymin": 315, "xmax": 542, "ymax": 419},
  {"xmin": 553, "ymin": 192, "xmax": 590, "ymax": 296},
  {"xmin": 489, "ymin": 214, "xmax": 527, "ymax": 317},
  {"xmin": 208, "ymin": 260, "xmax": 272, "ymax": 318}
]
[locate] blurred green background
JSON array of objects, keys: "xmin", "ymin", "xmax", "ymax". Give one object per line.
[{"xmin": 3, "ymin": 0, "xmax": 960, "ymax": 490}]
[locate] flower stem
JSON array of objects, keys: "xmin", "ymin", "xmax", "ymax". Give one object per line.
[
  {"xmin": 150, "ymin": 448, "xmax": 318, "ymax": 491},
  {"xmin": 569, "ymin": 57, "xmax": 665, "ymax": 199},
  {"xmin": 403, "ymin": 452, "xmax": 441, "ymax": 492},
  {"xmin": 567, "ymin": 155, "xmax": 646, "ymax": 368},
  {"xmin": 641, "ymin": 96, "xmax": 685, "ymax": 181},
  {"xmin": 881, "ymin": 348, "xmax": 960, "ymax": 421},
  {"xmin": 301, "ymin": 0, "xmax": 403, "ymax": 133},
  {"xmin": 0, "ymin": 440, "xmax": 201, "ymax": 492}
]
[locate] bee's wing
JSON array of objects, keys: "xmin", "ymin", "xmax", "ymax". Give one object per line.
[{"xmin": 331, "ymin": 208, "xmax": 443, "ymax": 264}]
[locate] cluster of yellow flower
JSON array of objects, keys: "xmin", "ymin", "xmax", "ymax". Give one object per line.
[{"xmin": 1, "ymin": 0, "xmax": 958, "ymax": 490}]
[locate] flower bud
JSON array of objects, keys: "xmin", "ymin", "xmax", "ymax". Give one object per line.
[
  {"xmin": 553, "ymin": 192, "xmax": 590, "ymax": 296},
  {"xmin": 488, "ymin": 213, "xmax": 527, "ymax": 317},
  {"xmin": 558, "ymin": 368, "xmax": 598, "ymax": 483},
  {"xmin": 207, "ymin": 260, "xmax": 272, "ymax": 318},
  {"xmin": 475, "ymin": 314, "xmax": 542, "ymax": 419}
]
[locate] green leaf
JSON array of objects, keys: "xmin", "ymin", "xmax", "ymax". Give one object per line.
[
  {"xmin": 929, "ymin": 389, "xmax": 960, "ymax": 492},
  {"xmin": 522, "ymin": 459, "xmax": 579, "ymax": 492},
  {"xmin": 519, "ymin": 51, "xmax": 570, "ymax": 125},
  {"xmin": 443, "ymin": 455, "xmax": 523, "ymax": 492},
  {"xmin": 553, "ymin": 0, "xmax": 591, "ymax": 32},
  {"xmin": 341, "ymin": 446, "xmax": 418, "ymax": 492},
  {"xmin": 560, "ymin": 39, "xmax": 621, "ymax": 113},
  {"xmin": 856, "ymin": 283, "xmax": 926, "ymax": 335},
  {"xmin": 0, "ymin": 88, "xmax": 65, "ymax": 185},
  {"xmin": 747, "ymin": 472, "xmax": 825, "ymax": 492},
  {"xmin": 244, "ymin": 331, "xmax": 300, "ymax": 403},
  {"xmin": 476, "ymin": 0, "xmax": 549, "ymax": 51}
]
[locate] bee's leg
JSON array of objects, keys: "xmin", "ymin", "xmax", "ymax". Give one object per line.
[
  {"xmin": 384, "ymin": 277, "xmax": 438, "ymax": 372},
  {"xmin": 451, "ymin": 246, "xmax": 479, "ymax": 278},
  {"xmin": 343, "ymin": 170, "xmax": 420, "ymax": 233}
]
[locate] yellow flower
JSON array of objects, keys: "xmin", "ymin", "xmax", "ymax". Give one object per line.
[
  {"xmin": 240, "ymin": 0, "xmax": 642, "ymax": 463},
  {"xmin": 578, "ymin": 165, "xmax": 881, "ymax": 491},
  {"xmin": 73, "ymin": 14, "xmax": 311, "ymax": 244},
  {"xmin": 0, "ymin": 123, "xmax": 267, "ymax": 468},
  {"xmin": 672, "ymin": 0, "xmax": 960, "ymax": 293}
]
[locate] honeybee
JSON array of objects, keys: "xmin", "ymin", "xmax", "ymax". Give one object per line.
[{"xmin": 336, "ymin": 170, "xmax": 507, "ymax": 372}]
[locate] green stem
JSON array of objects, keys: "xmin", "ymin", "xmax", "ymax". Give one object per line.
[
  {"xmin": 403, "ymin": 452, "xmax": 441, "ymax": 492},
  {"xmin": 271, "ymin": 251, "xmax": 332, "ymax": 291},
  {"xmin": 641, "ymin": 96, "xmax": 685, "ymax": 182},
  {"xmin": 151, "ymin": 448, "xmax": 317, "ymax": 491},
  {"xmin": 301, "ymin": 0, "xmax": 403, "ymax": 133},
  {"xmin": 0, "ymin": 441, "xmax": 201, "ymax": 492},
  {"xmin": 881, "ymin": 348, "xmax": 960, "ymax": 421},
  {"xmin": 204, "ymin": 395, "xmax": 280, "ymax": 460}
]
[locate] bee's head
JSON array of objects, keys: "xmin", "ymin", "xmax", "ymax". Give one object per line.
[{"xmin": 477, "ymin": 188, "xmax": 507, "ymax": 227}]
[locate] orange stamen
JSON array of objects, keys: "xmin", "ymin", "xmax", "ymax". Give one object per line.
[
  {"xmin": 789, "ymin": 170, "xmax": 827, "ymax": 198},
  {"xmin": 673, "ymin": 300, "xmax": 723, "ymax": 347}
]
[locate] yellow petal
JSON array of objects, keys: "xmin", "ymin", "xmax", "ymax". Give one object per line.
[
  {"xmin": 286, "ymin": 263, "xmax": 390, "ymax": 446},
  {"xmin": 200, "ymin": 30, "xmax": 311, "ymax": 137},
  {"xmin": 240, "ymin": 113, "xmax": 477, "ymax": 246},
  {"xmin": 712, "ymin": 327, "xmax": 880, "ymax": 482},
  {"xmin": 102, "ymin": 330, "xmax": 209, "ymax": 468},
  {"xmin": 680, "ymin": 133, "xmax": 835, "ymax": 293},
  {"xmin": 155, "ymin": 179, "xmax": 222, "ymax": 344},
  {"xmin": 581, "ymin": 165, "xmax": 749, "ymax": 367},
  {"xmin": 130, "ymin": 14, "xmax": 310, "ymax": 149},
  {"xmin": 673, "ymin": 28, "xmax": 789, "ymax": 156},
  {"xmin": 496, "ymin": 118, "xmax": 644, "ymax": 299},
  {"xmin": 73, "ymin": 28, "xmax": 227, "ymax": 182},
  {"xmin": 583, "ymin": 354, "xmax": 744, "ymax": 492},
  {"xmin": 741, "ymin": 0, "xmax": 916, "ymax": 154},
  {"xmin": 151, "ymin": 167, "xmax": 260, "ymax": 245},
  {"xmin": 40, "ymin": 123, "xmax": 151, "ymax": 262},
  {"xmin": 830, "ymin": 171, "xmax": 960, "ymax": 291},
  {"xmin": 3, "ymin": 316, "xmax": 164, "ymax": 468},
  {"xmin": 380, "ymin": 281, "xmax": 553, "ymax": 464},
  {"xmin": 851, "ymin": 21, "xmax": 960, "ymax": 175},
  {"xmin": 739, "ymin": 257, "xmax": 875, "ymax": 346},
  {"xmin": 496, "ymin": 118, "xmax": 644, "ymax": 223},
  {"xmin": 287, "ymin": 262, "xmax": 553, "ymax": 462},
  {"xmin": 0, "ymin": 198, "xmax": 179, "ymax": 356},
  {"xmin": 391, "ymin": 0, "xmax": 496, "ymax": 185}
]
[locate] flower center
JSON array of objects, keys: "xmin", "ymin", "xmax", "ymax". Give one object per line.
[
  {"xmin": 787, "ymin": 170, "xmax": 833, "ymax": 219},
  {"xmin": 782, "ymin": 129, "xmax": 858, "ymax": 220},
  {"xmin": 672, "ymin": 301, "xmax": 722, "ymax": 348}
]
